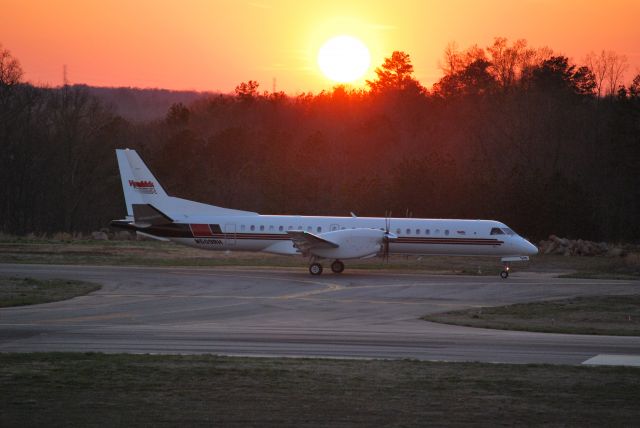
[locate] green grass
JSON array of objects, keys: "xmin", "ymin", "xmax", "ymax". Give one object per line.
[
  {"xmin": 1, "ymin": 238, "xmax": 639, "ymax": 278},
  {"xmin": 0, "ymin": 353, "xmax": 638, "ymax": 427},
  {"xmin": 0, "ymin": 239, "xmax": 513, "ymax": 273},
  {"xmin": 0, "ymin": 277, "xmax": 101, "ymax": 307},
  {"xmin": 423, "ymin": 295, "xmax": 640, "ymax": 336}
]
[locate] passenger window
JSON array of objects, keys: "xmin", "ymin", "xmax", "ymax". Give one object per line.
[
  {"xmin": 298, "ymin": 225, "xmax": 303, "ymax": 230},
  {"xmin": 445, "ymin": 230, "xmax": 450, "ymax": 236},
  {"xmin": 317, "ymin": 226, "xmax": 322, "ymax": 233},
  {"xmin": 241, "ymin": 225, "xmax": 246, "ymax": 231},
  {"xmin": 490, "ymin": 228, "xmax": 505, "ymax": 235},
  {"xmin": 260, "ymin": 225, "xmax": 265, "ymax": 231},
  {"xmin": 288, "ymin": 226, "xmax": 293, "ymax": 230},
  {"xmin": 425, "ymin": 229, "xmax": 430, "ymax": 235},
  {"xmin": 396, "ymin": 228, "xmax": 401, "ymax": 234},
  {"xmin": 269, "ymin": 225, "xmax": 274, "ymax": 231},
  {"xmin": 250, "ymin": 225, "xmax": 255, "ymax": 231},
  {"xmin": 278, "ymin": 225, "xmax": 284, "ymax": 232},
  {"xmin": 406, "ymin": 228, "xmax": 411, "ymax": 235},
  {"xmin": 416, "ymin": 229, "xmax": 421, "ymax": 235},
  {"xmin": 435, "ymin": 229, "xmax": 440, "ymax": 234},
  {"xmin": 307, "ymin": 226, "xmax": 312, "ymax": 232}
]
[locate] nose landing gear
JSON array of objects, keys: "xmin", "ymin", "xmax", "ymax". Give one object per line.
[
  {"xmin": 500, "ymin": 260, "xmax": 511, "ymax": 279},
  {"xmin": 499, "ymin": 256, "xmax": 530, "ymax": 279}
]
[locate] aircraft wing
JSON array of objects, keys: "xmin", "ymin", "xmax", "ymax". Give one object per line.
[{"xmin": 286, "ymin": 230, "xmax": 339, "ymax": 255}]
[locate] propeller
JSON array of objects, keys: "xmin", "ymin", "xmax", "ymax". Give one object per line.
[{"xmin": 381, "ymin": 211, "xmax": 397, "ymax": 262}]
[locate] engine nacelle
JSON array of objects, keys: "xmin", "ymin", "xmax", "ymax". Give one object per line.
[{"xmin": 311, "ymin": 228, "xmax": 384, "ymax": 260}]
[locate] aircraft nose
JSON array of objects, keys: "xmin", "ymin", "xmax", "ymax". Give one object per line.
[{"xmin": 522, "ymin": 239, "xmax": 538, "ymax": 256}]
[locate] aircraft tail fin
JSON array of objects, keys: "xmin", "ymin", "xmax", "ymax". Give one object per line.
[
  {"xmin": 115, "ymin": 149, "xmax": 259, "ymax": 219},
  {"xmin": 116, "ymin": 149, "xmax": 168, "ymax": 217}
]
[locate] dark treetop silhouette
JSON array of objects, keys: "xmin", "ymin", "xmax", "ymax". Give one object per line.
[{"xmin": 1, "ymin": 38, "xmax": 639, "ymax": 241}]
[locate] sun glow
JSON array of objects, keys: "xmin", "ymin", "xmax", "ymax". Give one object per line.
[{"xmin": 317, "ymin": 35, "xmax": 371, "ymax": 83}]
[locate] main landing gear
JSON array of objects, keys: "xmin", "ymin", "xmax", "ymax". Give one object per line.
[
  {"xmin": 309, "ymin": 259, "xmax": 344, "ymax": 275},
  {"xmin": 331, "ymin": 260, "xmax": 345, "ymax": 273},
  {"xmin": 309, "ymin": 263, "xmax": 323, "ymax": 275}
]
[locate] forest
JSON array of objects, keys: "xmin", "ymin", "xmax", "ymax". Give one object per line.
[{"xmin": 1, "ymin": 38, "xmax": 639, "ymax": 242}]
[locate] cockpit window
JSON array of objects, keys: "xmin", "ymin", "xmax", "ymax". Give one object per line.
[
  {"xmin": 502, "ymin": 228, "xmax": 516, "ymax": 235},
  {"xmin": 490, "ymin": 227, "xmax": 505, "ymax": 235}
]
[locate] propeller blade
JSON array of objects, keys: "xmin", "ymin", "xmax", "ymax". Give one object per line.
[{"xmin": 382, "ymin": 210, "xmax": 392, "ymax": 262}]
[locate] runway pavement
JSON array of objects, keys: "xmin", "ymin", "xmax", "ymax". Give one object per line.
[{"xmin": 1, "ymin": 263, "xmax": 639, "ymax": 364}]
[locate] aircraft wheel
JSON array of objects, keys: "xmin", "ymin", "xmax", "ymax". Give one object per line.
[
  {"xmin": 309, "ymin": 263, "xmax": 323, "ymax": 275},
  {"xmin": 500, "ymin": 270, "xmax": 509, "ymax": 279},
  {"xmin": 331, "ymin": 260, "xmax": 345, "ymax": 274}
]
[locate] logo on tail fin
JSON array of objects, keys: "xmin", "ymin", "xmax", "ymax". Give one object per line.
[{"xmin": 129, "ymin": 180, "xmax": 157, "ymax": 194}]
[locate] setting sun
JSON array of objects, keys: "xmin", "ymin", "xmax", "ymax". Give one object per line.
[{"xmin": 317, "ymin": 35, "xmax": 371, "ymax": 83}]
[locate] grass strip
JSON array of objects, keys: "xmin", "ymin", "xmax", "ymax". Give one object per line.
[
  {"xmin": 1, "ymin": 239, "xmax": 639, "ymax": 278},
  {"xmin": 0, "ymin": 353, "xmax": 639, "ymax": 427},
  {"xmin": 0, "ymin": 277, "xmax": 101, "ymax": 307},
  {"xmin": 423, "ymin": 295, "xmax": 640, "ymax": 336}
]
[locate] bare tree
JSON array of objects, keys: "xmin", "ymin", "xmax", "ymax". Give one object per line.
[
  {"xmin": 441, "ymin": 38, "xmax": 553, "ymax": 89},
  {"xmin": 585, "ymin": 50, "xmax": 629, "ymax": 96},
  {"xmin": 0, "ymin": 43, "xmax": 23, "ymax": 87},
  {"xmin": 585, "ymin": 51, "xmax": 607, "ymax": 97},
  {"xmin": 514, "ymin": 44, "xmax": 553, "ymax": 83},
  {"xmin": 629, "ymin": 73, "xmax": 640, "ymax": 98},
  {"xmin": 439, "ymin": 42, "xmax": 486, "ymax": 77},
  {"xmin": 462, "ymin": 45, "xmax": 486, "ymax": 68},
  {"xmin": 439, "ymin": 41, "xmax": 461, "ymax": 76},
  {"xmin": 487, "ymin": 38, "xmax": 549, "ymax": 88},
  {"xmin": 487, "ymin": 37, "xmax": 520, "ymax": 87},
  {"xmin": 606, "ymin": 52, "xmax": 628, "ymax": 95}
]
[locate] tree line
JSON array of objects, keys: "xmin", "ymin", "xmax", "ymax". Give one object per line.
[{"xmin": 1, "ymin": 39, "xmax": 639, "ymax": 242}]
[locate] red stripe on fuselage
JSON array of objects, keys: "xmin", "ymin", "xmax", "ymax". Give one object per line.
[
  {"xmin": 195, "ymin": 233, "xmax": 503, "ymax": 245},
  {"xmin": 190, "ymin": 224, "xmax": 214, "ymax": 237},
  {"xmin": 396, "ymin": 238, "xmax": 503, "ymax": 245}
]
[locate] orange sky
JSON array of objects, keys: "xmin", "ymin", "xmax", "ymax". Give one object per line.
[{"xmin": 2, "ymin": 0, "xmax": 639, "ymax": 93}]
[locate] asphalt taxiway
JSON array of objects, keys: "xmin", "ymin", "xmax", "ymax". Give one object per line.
[{"xmin": 1, "ymin": 263, "xmax": 639, "ymax": 364}]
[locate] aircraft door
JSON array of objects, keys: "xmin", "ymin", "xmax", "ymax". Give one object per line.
[{"xmin": 224, "ymin": 223, "xmax": 236, "ymax": 246}]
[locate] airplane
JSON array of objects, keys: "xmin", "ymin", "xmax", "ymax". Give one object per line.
[{"xmin": 111, "ymin": 149, "xmax": 538, "ymax": 278}]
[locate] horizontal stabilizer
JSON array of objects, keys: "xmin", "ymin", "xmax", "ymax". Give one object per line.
[{"xmin": 132, "ymin": 204, "xmax": 173, "ymax": 226}]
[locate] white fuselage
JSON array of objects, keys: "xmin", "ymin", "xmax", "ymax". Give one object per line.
[{"xmin": 164, "ymin": 215, "xmax": 537, "ymax": 258}]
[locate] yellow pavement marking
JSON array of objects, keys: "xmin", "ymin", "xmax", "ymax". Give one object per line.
[
  {"xmin": 48, "ymin": 312, "xmax": 135, "ymax": 323},
  {"xmin": 173, "ymin": 270, "xmax": 346, "ymax": 299}
]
